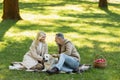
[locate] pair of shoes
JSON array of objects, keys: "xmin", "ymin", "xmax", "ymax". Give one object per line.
[{"xmin": 46, "ymin": 67, "xmax": 59, "ymax": 74}]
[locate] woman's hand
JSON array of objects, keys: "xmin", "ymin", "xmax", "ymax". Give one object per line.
[{"xmin": 38, "ymin": 57, "xmax": 43, "ymax": 62}]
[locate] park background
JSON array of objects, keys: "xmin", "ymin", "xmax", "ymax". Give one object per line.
[{"xmin": 0, "ymin": 0, "xmax": 120, "ymax": 80}]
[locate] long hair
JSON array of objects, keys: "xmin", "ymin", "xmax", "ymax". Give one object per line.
[{"xmin": 34, "ymin": 31, "xmax": 46, "ymax": 46}]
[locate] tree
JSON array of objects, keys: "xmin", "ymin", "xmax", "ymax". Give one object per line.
[
  {"xmin": 2, "ymin": 0, "xmax": 22, "ymax": 20},
  {"xmin": 99, "ymin": 0, "xmax": 108, "ymax": 9}
]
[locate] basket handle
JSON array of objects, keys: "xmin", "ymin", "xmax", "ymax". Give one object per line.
[{"xmin": 94, "ymin": 55, "xmax": 106, "ymax": 60}]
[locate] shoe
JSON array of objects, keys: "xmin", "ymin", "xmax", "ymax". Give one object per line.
[
  {"xmin": 72, "ymin": 67, "xmax": 80, "ymax": 73},
  {"xmin": 78, "ymin": 64, "xmax": 91, "ymax": 73},
  {"xmin": 46, "ymin": 67, "xmax": 59, "ymax": 74},
  {"xmin": 73, "ymin": 64, "xmax": 91, "ymax": 74}
]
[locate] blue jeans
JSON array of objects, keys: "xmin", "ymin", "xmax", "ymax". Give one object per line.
[{"xmin": 53, "ymin": 53, "xmax": 80, "ymax": 72}]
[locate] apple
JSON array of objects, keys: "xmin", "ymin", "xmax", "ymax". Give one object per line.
[{"xmin": 95, "ymin": 58, "xmax": 106, "ymax": 63}]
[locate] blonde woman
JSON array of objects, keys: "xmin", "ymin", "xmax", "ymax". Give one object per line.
[{"xmin": 9, "ymin": 31, "xmax": 48, "ymax": 70}]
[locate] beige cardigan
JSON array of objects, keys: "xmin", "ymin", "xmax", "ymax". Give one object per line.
[
  {"xmin": 19, "ymin": 40, "xmax": 48, "ymax": 69},
  {"xmin": 26, "ymin": 40, "xmax": 48, "ymax": 61},
  {"xmin": 58, "ymin": 39, "xmax": 80, "ymax": 61}
]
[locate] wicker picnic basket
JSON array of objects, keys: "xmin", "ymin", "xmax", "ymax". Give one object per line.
[{"xmin": 93, "ymin": 55, "xmax": 107, "ymax": 68}]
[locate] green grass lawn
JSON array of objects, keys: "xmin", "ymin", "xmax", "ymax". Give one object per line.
[{"xmin": 0, "ymin": 0, "xmax": 120, "ymax": 80}]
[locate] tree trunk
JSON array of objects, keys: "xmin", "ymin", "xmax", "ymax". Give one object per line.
[
  {"xmin": 99, "ymin": 0, "xmax": 108, "ymax": 9},
  {"xmin": 2, "ymin": 0, "xmax": 22, "ymax": 20}
]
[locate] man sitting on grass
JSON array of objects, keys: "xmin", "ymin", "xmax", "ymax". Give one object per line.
[{"xmin": 46, "ymin": 33, "xmax": 80, "ymax": 74}]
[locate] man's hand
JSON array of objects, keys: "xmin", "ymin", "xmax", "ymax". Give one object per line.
[{"xmin": 52, "ymin": 54, "xmax": 59, "ymax": 58}]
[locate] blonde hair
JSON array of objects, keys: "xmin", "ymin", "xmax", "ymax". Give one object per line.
[{"xmin": 34, "ymin": 31, "xmax": 46, "ymax": 45}]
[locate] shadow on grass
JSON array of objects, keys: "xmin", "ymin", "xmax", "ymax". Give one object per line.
[
  {"xmin": 0, "ymin": 38, "xmax": 33, "ymax": 80},
  {"xmin": 109, "ymin": 2, "xmax": 120, "ymax": 9},
  {"xmin": 14, "ymin": 19, "xmax": 119, "ymax": 38},
  {"xmin": 0, "ymin": 35, "xmax": 119, "ymax": 67},
  {"xmin": 0, "ymin": 2, "xmax": 2, "ymax": 9},
  {"xmin": 84, "ymin": 38, "xmax": 120, "ymax": 69},
  {"xmin": 0, "ymin": 32, "xmax": 119, "ymax": 80},
  {"xmin": 16, "ymin": 23, "xmax": 58, "ymax": 32},
  {"xmin": 0, "ymin": 20, "xmax": 18, "ymax": 41},
  {"xmin": 19, "ymin": 0, "xmax": 96, "ymax": 9},
  {"xmin": 100, "ymin": 8, "xmax": 120, "ymax": 22},
  {"xmin": 55, "ymin": 20, "xmax": 120, "ymax": 38},
  {"xmin": 0, "ymin": 38, "xmax": 32, "ymax": 63},
  {"xmin": 84, "ymin": 21, "xmax": 120, "ymax": 28},
  {"xmin": 0, "ymin": 0, "xmax": 120, "ymax": 80},
  {"xmin": 19, "ymin": 0, "xmax": 96, "ymax": 15}
]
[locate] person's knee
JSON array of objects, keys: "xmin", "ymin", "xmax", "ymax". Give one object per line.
[{"xmin": 60, "ymin": 53, "xmax": 66, "ymax": 57}]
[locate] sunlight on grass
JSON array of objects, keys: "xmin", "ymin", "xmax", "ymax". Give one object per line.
[
  {"xmin": 5, "ymin": 31, "xmax": 34, "ymax": 41},
  {"xmin": 108, "ymin": 6, "xmax": 120, "ymax": 14},
  {"xmin": 20, "ymin": 0, "xmax": 64, "ymax": 3},
  {"xmin": 0, "ymin": 74, "xmax": 5, "ymax": 80},
  {"xmin": 0, "ymin": 0, "xmax": 120, "ymax": 80},
  {"xmin": 66, "ymin": 32, "xmax": 94, "ymax": 48},
  {"xmin": 5, "ymin": 25, "xmax": 119, "ymax": 53},
  {"xmin": 21, "ymin": 13, "xmax": 77, "ymax": 21},
  {"xmin": 4, "ymin": 30, "xmax": 59, "ymax": 46},
  {"xmin": 48, "ymin": 4, "xmax": 84, "ymax": 12},
  {"xmin": 0, "ymin": 12, "xmax": 2, "ymax": 21},
  {"xmin": 0, "ymin": 42, "xmax": 8, "ymax": 51},
  {"xmin": 100, "ymin": 44, "xmax": 119, "ymax": 52}
]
